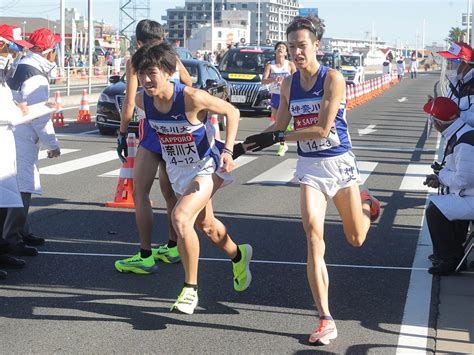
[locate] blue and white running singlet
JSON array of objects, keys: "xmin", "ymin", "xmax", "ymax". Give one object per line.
[
  {"xmin": 143, "ymin": 82, "xmax": 230, "ymax": 193},
  {"xmin": 289, "ymin": 66, "xmax": 352, "ymax": 158}
]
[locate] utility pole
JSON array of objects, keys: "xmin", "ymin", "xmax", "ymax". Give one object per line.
[
  {"xmin": 60, "ymin": 0, "xmax": 65, "ymax": 71},
  {"xmin": 88, "ymin": 0, "xmax": 93, "ymax": 94},
  {"xmin": 211, "ymin": 0, "xmax": 214, "ymax": 52},
  {"xmin": 467, "ymin": 0, "xmax": 472, "ymax": 44},
  {"xmin": 422, "ymin": 19, "xmax": 425, "ymax": 61},
  {"xmin": 183, "ymin": 14, "xmax": 186, "ymax": 48},
  {"xmin": 257, "ymin": 0, "xmax": 261, "ymax": 47}
]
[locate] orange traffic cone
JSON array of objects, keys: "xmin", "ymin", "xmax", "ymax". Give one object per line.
[
  {"xmin": 52, "ymin": 91, "xmax": 67, "ymax": 128},
  {"xmin": 76, "ymin": 89, "xmax": 92, "ymax": 124},
  {"xmin": 80, "ymin": 67, "xmax": 87, "ymax": 79},
  {"xmin": 105, "ymin": 133, "xmax": 137, "ymax": 209}
]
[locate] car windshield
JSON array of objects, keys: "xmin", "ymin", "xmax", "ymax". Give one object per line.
[
  {"xmin": 176, "ymin": 47, "xmax": 194, "ymax": 60},
  {"xmin": 219, "ymin": 49, "xmax": 274, "ymax": 74},
  {"xmin": 183, "ymin": 63, "xmax": 199, "ymax": 85},
  {"xmin": 320, "ymin": 54, "xmax": 334, "ymax": 68},
  {"xmin": 341, "ymin": 55, "xmax": 361, "ymax": 67}
]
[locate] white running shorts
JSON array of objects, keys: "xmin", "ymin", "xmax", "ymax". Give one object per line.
[
  {"xmin": 295, "ymin": 151, "xmax": 361, "ymax": 198},
  {"xmin": 167, "ymin": 154, "xmax": 233, "ymax": 195}
]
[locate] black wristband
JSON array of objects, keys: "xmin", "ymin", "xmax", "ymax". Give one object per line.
[
  {"xmin": 118, "ymin": 131, "xmax": 128, "ymax": 137},
  {"xmin": 274, "ymin": 130, "xmax": 285, "ymax": 142},
  {"xmin": 223, "ymin": 147, "xmax": 234, "ymax": 157}
]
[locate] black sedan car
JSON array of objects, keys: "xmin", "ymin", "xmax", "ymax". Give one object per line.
[{"xmin": 95, "ymin": 59, "xmax": 229, "ymax": 135}]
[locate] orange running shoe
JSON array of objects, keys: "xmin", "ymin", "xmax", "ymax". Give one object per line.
[
  {"xmin": 308, "ymin": 317, "xmax": 338, "ymax": 345},
  {"xmin": 360, "ymin": 188, "xmax": 381, "ymax": 222}
]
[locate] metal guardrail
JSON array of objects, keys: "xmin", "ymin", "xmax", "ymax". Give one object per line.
[{"xmin": 57, "ymin": 65, "xmax": 126, "ymax": 95}]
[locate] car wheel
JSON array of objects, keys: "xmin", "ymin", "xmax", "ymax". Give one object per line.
[{"xmin": 98, "ymin": 125, "xmax": 116, "ymax": 136}]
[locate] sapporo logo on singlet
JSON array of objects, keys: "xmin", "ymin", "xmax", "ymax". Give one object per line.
[
  {"xmin": 149, "ymin": 121, "xmax": 201, "ymax": 166},
  {"xmin": 290, "ymin": 99, "xmax": 341, "ymax": 153}
]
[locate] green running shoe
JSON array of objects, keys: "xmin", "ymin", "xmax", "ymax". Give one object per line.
[
  {"xmin": 152, "ymin": 244, "xmax": 180, "ymax": 263},
  {"xmin": 277, "ymin": 143, "xmax": 288, "ymax": 156},
  {"xmin": 232, "ymin": 244, "xmax": 253, "ymax": 292},
  {"xmin": 114, "ymin": 252, "xmax": 158, "ymax": 274},
  {"xmin": 170, "ymin": 287, "xmax": 198, "ymax": 314}
]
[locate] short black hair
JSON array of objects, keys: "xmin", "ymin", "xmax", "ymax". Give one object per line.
[
  {"xmin": 274, "ymin": 41, "xmax": 288, "ymax": 52},
  {"xmin": 136, "ymin": 19, "xmax": 165, "ymax": 44},
  {"xmin": 286, "ymin": 15, "xmax": 325, "ymax": 41},
  {"xmin": 131, "ymin": 42, "xmax": 177, "ymax": 75}
]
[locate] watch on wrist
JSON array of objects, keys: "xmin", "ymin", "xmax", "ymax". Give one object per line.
[{"xmin": 274, "ymin": 130, "xmax": 285, "ymax": 142}]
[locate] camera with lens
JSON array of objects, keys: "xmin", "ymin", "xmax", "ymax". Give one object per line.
[{"xmin": 431, "ymin": 161, "xmax": 443, "ymax": 175}]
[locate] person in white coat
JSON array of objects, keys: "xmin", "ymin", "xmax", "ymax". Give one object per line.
[
  {"xmin": 409, "ymin": 54, "xmax": 418, "ymax": 79},
  {"xmin": 3, "ymin": 28, "xmax": 61, "ymax": 257},
  {"xmin": 437, "ymin": 41, "xmax": 474, "ymax": 127},
  {"xmin": 382, "ymin": 57, "xmax": 391, "ymax": 76},
  {"xmin": 396, "ymin": 56, "xmax": 405, "ymax": 80},
  {"xmin": 422, "ymin": 97, "xmax": 474, "ymax": 275}
]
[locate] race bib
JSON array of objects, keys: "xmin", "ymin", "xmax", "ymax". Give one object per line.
[
  {"xmin": 294, "ymin": 113, "xmax": 341, "ymax": 153},
  {"xmin": 159, "ymin": 133, "xmax": 200, "ymax": 167}
]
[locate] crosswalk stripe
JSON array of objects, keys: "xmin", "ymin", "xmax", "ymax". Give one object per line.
[
  {"xmin": 246, "ymin": 159, "xmax": 297, "ymax": 185},
  {"xmin": 38, "ymin": 149, "xmax": 79, "ymax": 160},
  {"xmin": 399, "ymin": 164, "xmax": 432, "ymax": 191},
  {"xmin": 40, "ymin": 151, "xmax": 118, "ymax": 175},
  {"xmin": 98, "ymin": 155, "xmax": 259, "ymax": 178},
  {"xmin": 358, "ymin": 161, "xmax": 378, "ymax": 184}
]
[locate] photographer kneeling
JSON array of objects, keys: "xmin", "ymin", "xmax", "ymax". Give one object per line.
[{"xmin": 423, "ymin": 97, "xmax": 474, "ymax": 275}]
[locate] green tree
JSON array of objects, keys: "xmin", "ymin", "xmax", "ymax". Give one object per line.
[{"xmin": 448, "ymin": 27, "xmax": 467, "ymax": 42}]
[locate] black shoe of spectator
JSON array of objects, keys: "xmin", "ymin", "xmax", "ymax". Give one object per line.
[
  {"xmin": 23, "ymin": 233, "xmax": 45, "ymax": 246},
  {"xmin": 428, "ymin": 254, "xmax": 441, "ymax": 265},
  {"xmin": 428, "ymin": 259, "xmax": 466, "ymax": 276},
  {"xmin": 7, "ymin": 243, "xmax": 38, "ymax": 257},
  {"xmin": 0, "ymin": 269, "xmax": 6, "ymax": 279},
  {"xmin": 0, "ymin": 255, "xmax": 26, "ymax": 269}
]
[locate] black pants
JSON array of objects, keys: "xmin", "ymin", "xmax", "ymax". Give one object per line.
[
  {"xmin": 426, "ymin": 202, "xmax": 469, "ymax": 261},
  {"xmin": 0, "ymin": 208, "xmax": 9, "ymax": 254},
  {"xmin": 2, "ymin": 192, "xmax": 31, "ymax": 245}
]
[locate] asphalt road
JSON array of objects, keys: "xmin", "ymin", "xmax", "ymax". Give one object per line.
[{"xmin": 0, "ymin": 72, "xmax": 440, "ymax": 353}]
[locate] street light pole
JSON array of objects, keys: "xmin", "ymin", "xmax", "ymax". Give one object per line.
[
  {"xmin": 60, "ymin": 0, "xmax": 65, "ymax": 74},
  {"xmin": 22, "ymin": 21, "xmax": 26, "ymax": 40},
  {"xmin": 257, "ymin": 0, "xmax": 260, "ymax": 47},
  {"xmin": 183, "ymin": 14, "xmax": 186, "ymax": 48},
  {"xmin": 88, "ymin": 0, "xmax": 93, "ymax": 94},
  {"xmin": 467, "ymin": 0, "xmax": 472, "ymax": 44},
  {"xmin": 211, "ymin": 0, "xmax": 214, "ymax": 52}
]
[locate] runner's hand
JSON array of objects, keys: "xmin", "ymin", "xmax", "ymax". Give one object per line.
[
  {"xmin": 117, "ymin": 132, "xmax": 128, "ymax": 163},
  {"xmin": 244, "ymin": 131, "xmax": 285, "ymax": 152},
  {"xmin": 220, "ymin": 150, "xmax": 235, "ymax": 173},
  {"xmin": 423, "ymin": 174, "xmax": 439, "ymax": 188},
  {"xmin": 47, "ymin": 148, "xmax": 61, "ymax": 158}
]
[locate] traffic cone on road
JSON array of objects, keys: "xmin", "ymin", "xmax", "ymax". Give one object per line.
[
  {"xmin": 80, "ymin": 67, "xmax": 87, "ymax": 79},
  {"xmin": 52, "ymin": 91, "xmax": 67, "ymax": 128},
  {"xmin": 76, "ymin": 89, "xmax": 92, "ymax": 124},
  {"xmin": 105, "ymin": 133, "xmax": 137, "ymax": 209}
]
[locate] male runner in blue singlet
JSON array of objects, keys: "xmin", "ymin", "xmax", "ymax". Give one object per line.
[
  {"xmin": 132, "ymin": 42, "xmax": 252, "ymax": 315},
  {"xmin": 244, "ymin": 15, "xmax": 381, "ymax": 345}
]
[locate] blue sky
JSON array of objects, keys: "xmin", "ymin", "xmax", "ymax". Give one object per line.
[{"xmin": 1, "ymin": 0, "xmax": 469, "ymax": 47}]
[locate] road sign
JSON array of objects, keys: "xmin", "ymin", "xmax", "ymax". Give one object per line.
[
  {"xmin": 265, "ymin": 38, "xmax": 271, "ymax": 45},
  {"xmin": 299, "ymin": 7, "xmax": 318, "ymax": 17},
  {"xmin": 240, "ymin": 37, "xmax": 246, "ymax": 44}
]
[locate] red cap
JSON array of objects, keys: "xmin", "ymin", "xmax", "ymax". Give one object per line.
[
  {"xmin": 423, "ymin": 97, "xmax": 459, "ymax": 121},
  {"xmin": 0, "ymin": 24, "xmax": 32, "ymax": 49},
  {"xmin": 437, "ymin": 42, "xmax": 473, "ymax": 62},
  {"xmin": 28, "ymin": 28, "xmax": 61, "ymax": 52}
]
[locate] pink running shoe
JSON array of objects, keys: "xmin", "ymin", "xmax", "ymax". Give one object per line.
[
  {"xmin": 360, "ymin": 188, "xmax": 381, "ymax": 222},
  {"xmin": 308, "ymin": 318, "xmax": 338, "ymax": 345}
]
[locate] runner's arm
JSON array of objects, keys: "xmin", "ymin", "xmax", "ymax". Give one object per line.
[
  {"xmin": 288, "ymin": 61, "xmax": 297, "ymax": 75},
  {"xmin": 120, "ymin": 59, "xmax": 137, "ymax": 134},
  {"xmin": 177, "ymin": 57, "xmax": 193, "ymax": 87},
  {"xmin": 135, "ymin": 91, "xmax": 145, "ymax": 112},
  {"xmin": 260, "ymin": 63, "xmax": 274, "ymax": 85},
  {"xmin": 284, "ymin": 69, "xmax": 345, "ymax": 141}
]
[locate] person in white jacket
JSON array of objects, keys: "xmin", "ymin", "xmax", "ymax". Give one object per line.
[
  {"xmin": 0, "ymin": 24, "xmax": 59, "ymax": 279},
  {"xmin": 437, "ymin": 41, "xmax": 474, "ymax": 127},
  {"xmin": 409, "ymin": 55, "xmax": 418, "ymax": 79},
  {"xmin": 422, "ymin": 97, "xmax": 474, "ymax": 275},
  {"xmin": 382, "ymin": 57, "xmax": 391, "ymax": 76},
  {"xmin": 396, "ymin": 56, "xmax": 405, "ymax": 80},
  {"xmin": 3, "ymin": 28, "xmax": 61, "ymax": 257}
]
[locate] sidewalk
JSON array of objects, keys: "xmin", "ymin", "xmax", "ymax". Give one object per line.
[{"xmin": 435, "ymin": 258, "xmax": 474, "ymax": 354}]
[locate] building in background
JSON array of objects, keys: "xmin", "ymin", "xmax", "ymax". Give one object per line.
[{"xmin": 163, "ymin": 0, "xmax": 299, "ymax": 50}]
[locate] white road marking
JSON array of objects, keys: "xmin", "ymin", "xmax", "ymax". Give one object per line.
[
  {"xmin": 399, "ymin": 164, "xmax": 432, "ymax": 191},
  {"xmin": 38, "ymin": 148, "xmax": 79, "ymax": 160},
  {"xmin": 398, "ymin": 97, "xmax": 408, "ymax": 102},
  {"xmin": 358, "ymin": 124, "xmax": 377, "ymax": 136},
  {"xmin": 246, "ymin": 159, "xmax": 297, "ymax": 185},
  {"xmin": 396, "ymin": 133, "xmax": 442, "ymax": 354},
  {"xmin": 39, "ymin": 251, "xmax": 436, "ymax": 271},
  {"xmin": 358, "ymin": 161, "xmax": 378, "ymax": 184},
  {"xmin": 40, "ymin": 151, "xmax": 118, "ymax": 175}
]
